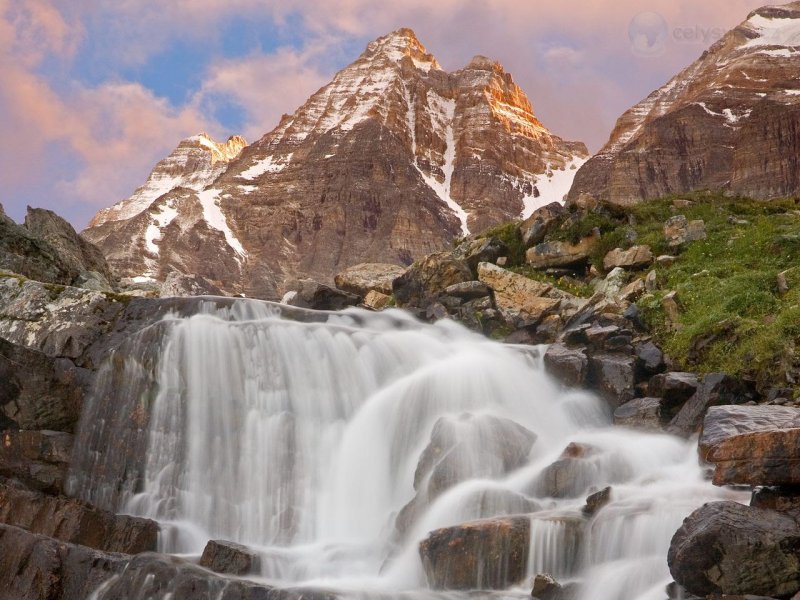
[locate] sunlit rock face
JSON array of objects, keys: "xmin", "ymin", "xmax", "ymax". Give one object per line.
[
  {"xmin": 568, "ymin": 2, "xmax": 800, "ymax": 207},
  {"xmin": 83, "ymin": 29, "xmax": 587, "ymax": 299}
]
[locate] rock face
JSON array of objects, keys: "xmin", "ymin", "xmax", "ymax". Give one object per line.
[
  {"xmin": 668, "ymin": 501, "xmax": 800, "ymax": 598},
  {"xmin": 84, "ymin": 29, "xmax": 588, "ymax": 299},
  {"xmin": 699, "ymin": 405, "xmax": 800, "ymax": 486},
  {"xmin": 568, "ymin": 3, "xmax": 800, "ymax": 206},
  {"xmin": 333, "ymin": 263, "xmax": 406, "ymax": 296},
  {"xmin": 199, "ymin": 540, "xmax": 260, "ymax": 575},
  {"xmin": 668, "ymin": 373, "xmax": 751, "ymax": 437},
  {"xmin": 0, "ymin": 430, "xmax": 73, "ymax": 493}
]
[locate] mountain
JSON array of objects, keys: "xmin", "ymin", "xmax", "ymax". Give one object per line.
[
  {"xmin": 83, "ymin": 29, "xmax": 588, "ymax": 299},
  {"xmin": 568, "ymin": 2, "xmax": 800, "ymax": 207}
]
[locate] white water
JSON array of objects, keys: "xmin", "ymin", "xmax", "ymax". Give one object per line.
[{"xmin": 71, "ymin": 301, "xmax": 744, "ymax": 599}]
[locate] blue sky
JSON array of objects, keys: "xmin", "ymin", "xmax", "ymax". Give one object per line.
[{"xmin": 0, "ymin": 0, "xmax": 773, "ymax": 228}]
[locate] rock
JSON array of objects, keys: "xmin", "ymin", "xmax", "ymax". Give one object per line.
[
  {"xmin": 393, "ymin": 252, "xmax": 472, "ymax": 308},
  {"xmin": 363, "ymin": 290, "xmax": 391, "ymax": 309},
  {"xmin": 543, "ymin": 344, "xmax": 588, "ymax": 387},
  {"xmin": 648, "ymin": 372, "xmax": 699, "ymax": 415},
  {"xmin": 618, "ymin": 278, "xmax": 645, "ymax": 302},
  {"xmin": 529, "ymin": 443, "xmax": 604, "ymax": 498},
  {"xmin": 668, "ymin": 374, "xmax": 751, "ymax": 438},
  {"xmin": 159, "ymin": 272, "xmax": 224, "ymax": 297},
  {"xmin": 668, "ymin": 501, "xmax": 800, "ymax": 598},
  {"xmin": 585, "ymin": 325, "xmax": 621, "ymax": 348},
  {"xmin": 778, "ymin": 270, "xmax": 790, "ymax": 295},
  {"xmin": 334, "ymin": 263, "xmax": 406, "ymax": 297},
  {"xmin": 595, "ymin": 267, "xmax": 627, "ymax": 299},
  {"xmin": 662, "ymin": 291, "xmax": 681, "ymax": 326},
  {"xmin": 526, "ymin": 230, "xmax": 600, "ymax": 269},
  {"xmin": 419, "ymin": 516, "xmax": 531, "ymax": 590},
  {"xmin": 532, "ymin": 573, "xmax": 562, "ymax": 600},
  {"xmin": 645, "ymin": 270, "xmax": 658, "ymax": 292},
  {"xmin": 199, "ymin": 539, "xmax": 260, "ymax": 575},
  {"xmin": 452, "ymin": 236, "xmax": 509, "ymax": 274},
  {"xmin": 0, "ymin": 523, "xmax": 127, "ymax": 600},
  {"xmin": 0, "ymin": 211, "xmax": 77, "ymax": 286},
  {"xmin": 635, "ymin": 341, "xmax": 665, "ymax": 375},
  {"xmin": 656, "ymin": 255, "xmax": 677, "ymax": 267},
  {"xmin": 751, "ymin": 487, "xmax": 800, "ymax": 516},
  {"xmin": 588, "ymin": 354, "xmax": 636, "ymax": 408},
  {"xmin": 603, "ymin": 245, "xmax": 653, "ymax": 270},
  {"xmin": 582, "ymin": 486, "xmax": 612, "ymax": 518},
  {"xmin": 477, "ymin": 262, "xmax": 559, "ymax": 325},
  {"xmin": 0, "ymin": 477, "xmax": 158, "ymax": 554},
  {"xmin": 74, "ymin": 270, "xmax": 115, "ymax": 293},
  {"xmin": 284, "ymin": 279, "xmax": 361, "ymax": 311},
  {"xmin": 699, "ymin": 405, "xmax": 800, "ymax": 486},
  {"xmin": 614, "ymin": 398, "xmax": 664, "ymax": 430},
  {"xmin": 0, "ymin": 430, "xmax": 73, "ymax": 493},
  {"xmin": 664, "ymin": 216, "xmax": 707, "ymax": 248},
  {"xmin": 521, "ymin": 203, "xmax": 567, "ymax": 247},
  {"xmin": 443, "ymin": 280, "xmax": 491, "ymax": 300}
]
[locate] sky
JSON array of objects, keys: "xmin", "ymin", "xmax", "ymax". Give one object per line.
[{"xmin": 0, "ymin": 0, "xmax": 776, "ymax": 229}]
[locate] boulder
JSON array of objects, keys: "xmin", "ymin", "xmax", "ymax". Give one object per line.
[
  {"xmin": 595, "ymin": 267, "xmax": 627, "ymax": 299},
  {"xmin": 526, "ymin": 230, "xmax": 600, "ymax": 269},
  {"xmin": 618, "ymin": 278, "xmax": 646, "ymax": 302},
  {"xmin": 668, "ymin": 501, "xmax": 800, "ymax": 598},
  {"xmin": 521, "ymin": 202, "xmax": 567, "ymax": 247},
  {"xmin": 419, "ymin": 516, "xmax": 531, "ymax": 590},
  {"xmin": 699, "ymin": 405, "xmax": 800, "ymax": 486},
  {"xmin": 199, "ymin": 539, "xmax": 260, "ymax": 575},
  {"xmin": 477, "ymin": 262, "xmax": 559, "ymax": 325},
  {"xmin": 0, "ymin": 523, "xmax": 126, "ymax": 600},
  {"xmin": 333, "ymin": 263, "xmax": 406, "ymax": 296},
  {"xmin": 603, "ymin": 245, "xmax": 653, "ymax": 270},
  {"xmin": 363, "ymin": 290, "xmax": 391, "ymax": 309},
  {"xmin": 532, "ymin": 573, "xmax": 563, "ymax": 600},
  {"xmin": 613, "ymin": 398, "xmax": 664, "ymax": 430},
  {"xmin": 588, "ymin": 354, "xmax": 636, "ymax": 408},
  {"xmin": 751, "ymin": 486, "xmax": 800, "ymax": 516},
  {"xmin": 664, "ymin": 216, "xmax": 707, "ymax": 248},
  {"xmin": 0, "ymin": 430, "xmax": 73, "ymax": 493},
  {"xmin": 443, "ymin": 280, "xmax": 491, "ymax": 301},
  {"xmin": 392, "ymin": 252, "xmax": 472, "ymax": 308},
  {"xmin": 543, "ymin": 344, "xmax": 588, "ymax": 388},
  {"xmin": 668, "ymin": 373, "xmax": 751, "ymax": 438},
  {"xmin": 284, "ymin": 279, "xmax": 361, "ymax": 311},
  {"xmin": 529, "ymin": 443, "xmax": 604, "ymax": 499},
  {"xmin": 452, "ymin": 236, "xmax": 509, "ymax": 274},
  {"xmin": 648, "ymin": 372, "xmax": 699, "ymax": 415},
  {"xmin": 582, "ymin": 486, "xmax": 612, "ymax": 517},
  {"xmin": 0, "ymin": 477, "xmax": 158, "ymax": 554},
  {"xmin": 635, "ymin": 341, "xmax": 666, "ymax": 375}
]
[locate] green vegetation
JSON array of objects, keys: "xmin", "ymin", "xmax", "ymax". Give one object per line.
[{"xmin": 479, "ymin": 221, "xmax": 527, "ymax": 266}]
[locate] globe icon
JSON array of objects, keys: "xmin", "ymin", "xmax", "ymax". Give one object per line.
[{"xmin": 629, "ymin": 12, "xmax": 669, "ymax": 57}]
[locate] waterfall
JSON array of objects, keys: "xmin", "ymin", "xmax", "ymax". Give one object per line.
[{"xmin": 69, "ymin": 299, "xmax": 745, "ymax": 599}]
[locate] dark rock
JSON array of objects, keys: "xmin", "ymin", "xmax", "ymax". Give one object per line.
[
  {"xmin": 425, "ymin": 302, "xmax": 449, "ymax": 321},
  {"xmin": 613, "ymin": 398, "xmax": 664, "ymax": 431},
  {"xmin": 0, "ymin": 430, "xmax": 73, "ymax": 493},
  {"xmin": 0, "ymin": 523, "xmax": 127, "ymax": 600},
  {"xmin": 699, "ymin": 405, "xmax": 800, "ymax": 486},
  {"xmin": 529, "ymin": 443, "xmax": 612, "ymax": 499},
  {"xmin": 419, "ymin": 516, "xmax": 531, "ymax": 590},
  {"xmin": 585, "ymin": 325, "xmax": 621, "ymax": 347},
  {"xmin": 0, "ymin": 210, "xmax": 77, "ymax": 285},
  {"xmin": 588, "ymin": 354, "xmax": 636, "ymax": 408},
  {"xmin": 284, "ymin": 280, "xmax": 361, "ymax": 311},
  {"xmin": 543, "ymin": 344, "xmax": 588, "ymax": 387},
  {"xmin": 668, "ymin": 373, "xmax": 751, "ymax": 437},
  {"xmin": 635, "ymin": 341, "xmax": 666, "ymax": 375},
  {"xmin": 648, "ymin": 372, "xmax": 700, "ymax": 416},
  {"xmin": 393, "ymin": 252, "xmax": 472, "ymax": 308},
  {"xmin": 668, "ymin": 501, "xmax": 800, "ymax": 598},
  {"xmin": 532, "ymin": 573, "xmax": 562, "ymax": 600},
  {"xmin": 443, "ymin": 280, "xmax": 491, "ymax": 300},
  {"xmin": 199, "ymin": 539, "xmax": 261, "ymax": 575},
  {"xmin": 0, "ymin": 477, "xmax": 158, "ymax": 554},
  {"xmin": 452, "ymin": 236, "xmax": 509, "ymax": 274},
  {"xmin": 582, "ymin": 486, "xmax": 612, "ymax": 517},
  {"xmin": 751, "ymin": 486, "xmax": 800, "ymax": 516},
  {"xmin": 521, "ymin": 202, "xmax": 567, "ymax": 247}
]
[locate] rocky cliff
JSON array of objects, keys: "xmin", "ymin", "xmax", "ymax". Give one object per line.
[
  {"xmin": 568, "ymin": 2, "xmax": 800, "ymax": 207},
  {"xmin": 83, "ymin": 29, "xmax": 587, "ymax": 299}
]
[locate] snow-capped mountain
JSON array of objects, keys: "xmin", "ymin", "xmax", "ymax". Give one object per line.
[
  {"xmin": 568, "ymin": 2, "xmax": 800, "ymax": 207},
  {"xmin": 83, "ymin": 29, "xmax": 588, "ymax": 299}
]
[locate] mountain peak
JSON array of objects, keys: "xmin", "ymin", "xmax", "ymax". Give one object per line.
[
  {"xmin": 465, "ymin": 55, "xmax": 502, "ymax": 71},
  {"xmin": 364, "ymin": 28, "xmax": 441, "ymax": 71}
]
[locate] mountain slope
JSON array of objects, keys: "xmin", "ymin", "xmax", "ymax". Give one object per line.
[
  {"xmin": 83, "ymin": 29, "xmax": 587, "ymax": 299},
  {"xmin": 568, "ymin": 2, "xmax": 800, "ymax": 207}
]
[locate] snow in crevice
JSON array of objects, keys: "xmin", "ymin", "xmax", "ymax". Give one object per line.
[
  {"xmin": 402, "ymin": 81, "xmax": 417, "ymax": 161},
  {"xmin": 196, "ymin": 189, "xmax": 247, "ymax": 257},
  {"xmin": 520, "ymin": 156, "xmax": 588, "ymax": 219},
  {"xmin": 144, "ymin": 200, "xmax": 179, "ymax": 255},
  {"xmin": 239, "ymin": 154, "xmax": 293, "ymax": 180},
  {"xmin": 743, "ymin": 13, "xmax": 800, "ymax": 49}
]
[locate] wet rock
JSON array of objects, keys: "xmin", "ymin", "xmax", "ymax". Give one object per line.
[
  {"xmin": 284, "ymin": 279, "xmax": 361, "ymax": 311},
  {"xmin": 0, "ymin": 430, "xmax": 73, "ymax": 493},
  {"xmin": 393, "ymin": 252, "xmax": 472, "ymax": 308},
  {"xmin": 529, "ymin": 443, "xmax": 605, "ymax": 499},
  {"xmin": 0, "ymin": 477, "xmax": 158, "ymax": 554},
  {"xmin": 613, "ymin": 398, "xmax": 664, "ymax": 431},
  {"xmin": 444, "ymin": 280, "xmax": 491, "ymax": 300},
  {"xmin": 199, "ymin": 539, "xmax": 260, "ymax": 575},
  {"xmin": 648, "ymin": 372, "xmax": 699, "ymax": 415},
  {"xmin": 603, "ymin": 245, "xmax": 653, "ymax": 270},
  {"xmin": 582, "ymin": 486, "xmax": 612, "ymax": 517},
  {"xmin": 452, "ymin": 236, "xmax": 509, "ymax": 274},
  {"xmin": 699, "ymin": 405, "xmax": 800, "ymax": 486},
  {"xmin": 521, "ymin": 202, "xmax": 567, "ymax": 247},
  {"xmin": 0, "ymin": 523, "xmax": 126, "ymax": 600},
  {"xmin": 419, "ymin": 515, "xmax": 531, "ymax": 590},
  {"xmin": 333, "ymin": 263, "xmax": 406, "ymax": 296},
  {"xmin": 588, "ymin": 354, "xmax": 635, "ymax": 408},
  {"xmin": 668, "ymin": 374, "xmax": 751, "ymax": 438},
  {"xmin": 532, "ymin": 573, "xmax": 562, "ymax": 600},
  {"xmin": 751, "ymin": 486, "xmax": 800, "ymax": 516},
  {"xmin": 526, "ymin": 230, "xmax": 600, "ymax": 269},
  {"xmin": 543, "ymin": 344, "xmax": 588, "ymax": 387},
  {"xmin": 477, "ymin": 262, "xmax": 559, "ymax": 325},
  {"xmin": 668, "ymin": 501, "xmax": 800, "ymax": 598}
]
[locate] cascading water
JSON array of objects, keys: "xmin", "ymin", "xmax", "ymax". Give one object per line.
[{"xmin": 69, "ymin": 299, "xmax": 745, "ymax": 600}]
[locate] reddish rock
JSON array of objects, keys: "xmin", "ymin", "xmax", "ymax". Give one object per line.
[
  {"xmin": 0, "ymin": 430, "xmax": 73, "ymax": 493},
  {"xmin": 333, "ymin": 263, "xmax": 406, "ymax": 296},
  {"xmin": 602, "ymin": 245, "xmax": 653, "ymax": 270}
]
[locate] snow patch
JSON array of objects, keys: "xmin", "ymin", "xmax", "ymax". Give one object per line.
[
  {"xmin": 521, "ymin": 157, "xmax": 588, "ymax": 219},
  {"xmin": 786, "ymin": 89, "xmax": 800, "ymax": 96},
  {"xmin": 196, "ymin": 189, "xmax": 247, "ymax": 257},
  {"xmin": 239, "ymin": 154, "xmax": 292, "ymax": 180},
  {"xmin": 743, "ymin": 13, "xmax": 800, "ymax": 49},
  {"xmin": 757, "ymin": 48, "xmax": 796, "ymax": 58},
  {"xmin": 144, "ymin": 201, "xmax": 179, "ymax": 255},
  {"xmin": 237, "ymin": 185, "xmax": 258, "ymax": 194}
]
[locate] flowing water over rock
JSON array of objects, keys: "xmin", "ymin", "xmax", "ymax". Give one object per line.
[{"xmin": 68, "ymin": 300, "xmax": 743, "ymax": 599}]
